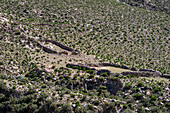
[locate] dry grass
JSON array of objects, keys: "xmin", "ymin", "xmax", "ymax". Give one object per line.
[{"xmin": 94, "ymin": 66, "xmax": 132, "ymax": 73}]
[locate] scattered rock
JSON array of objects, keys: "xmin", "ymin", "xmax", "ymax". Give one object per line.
[{"xmin": 146, "ymin": 91, "xmax": 150, "ymax": 95}]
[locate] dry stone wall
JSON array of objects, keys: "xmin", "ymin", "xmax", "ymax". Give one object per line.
[
  {"xmin": 29, "ymin": 39, "xmax": 80, "ymax": 55},
  {"xmin": 162, "ymin": 74, "xmax": 170, "ymax": 78},
  {"xmin": 121, "ymin": 71, "xmax": 161, "ymax": 77},
  {"xmin": 43, "ymin": 39, "xmax": 80, "ymax": 55},
  {"xmin": 98, "ymin": 63, "xmax": 130, "ymax": 70},
  {"xmin": 67, "ymin": 63, "xmax": 162, "ymax": 78},
  {"xmin": 29, "ymin": 39, "xmax": 59, "ymax": 54}
]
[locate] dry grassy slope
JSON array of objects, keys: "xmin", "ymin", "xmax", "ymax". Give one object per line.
[{"xmin": 0, "ymin": 0, "xmax": 169, "ymax": 75}]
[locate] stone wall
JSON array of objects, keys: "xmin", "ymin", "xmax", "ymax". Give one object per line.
[
  {"xmin": 40, "ymin": 39, "xmax": 80, "ymax": 55},
  {"xmin": 162, "ymin": 74, "xmax": 170, "ymax": 78},
  {"xmin": 67, "ymin": 63, "xmax": 114, "ymax": 75},
  {"xmin": 98, "ymin": 63, "xmax": 130, "ymax": 70},
  {"xmin": 29, "ymin": 39, "xmax": 58, "ymax": 54},
  {"xmin": 66, "ymin": 63, "xmax": 96, "ymax": 71},
  {"xmin": 44, "ymin": 39, "xmax": 74, "ymax": 52},
  {"xmin": 139, "ymin": 69, "xmax": 156, "ymax": 72},
  {"xmin": 121, "ymin": 71, "xmax": 161, "ymax": 77},
  {"xmin": 67, "ymin": 63, "xmax": 163, "ymax": 78}
]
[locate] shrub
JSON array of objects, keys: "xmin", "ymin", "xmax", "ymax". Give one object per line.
[
  {"xmin": 61, "ymin": 103, "xmax": 73, "ymax": 113},
  {"xmin": 100, "ymin": 72, "xmax": 109, "ymax": 77},
  {"xmin": 76, "ymin": 101, "xmax": 80, "ymax": 107},
  {"xmin": 70, "ymin": 94, "xmax": 75, "ymax": 98},
  {"xmin": 13, "ymin": 85, "xmax": 16, "ymax": 89},
  {"xmin": 52, "ymin": 65, "xmax": 56, "ymax": 69},
  {"xmin": 133, "ymin": 93, "xmax": 143, "ymax": 100},
  {"xmin": 152, "ymin": 87, "xmax": 162, "ymax": 93},
  {"xmin": 137, "ymin": 82, "xmax": 144, "ymax": 87},
  {"xmin": 0, "ymin": 62, "xmax": 3, "ymax": 65},
  {"xmin": 93, "ymin": 100, "xmax": 100, "ymax": 105},
  {"xmin": 150, "ymin": 96, "xmax": 156, "ymax": 101},
  {"xmin": 109, "ymin": 76, "xmax": 118, "ymax": 81},
  {"xmin": 66, "ymin": 64, "xmax": 71, "ymax": 68},
  {"xmin": 123, "ymin": 104, "xmax": 128, "ymax": 109},
  {"xmin": 41, "ymin": 84, "xmax": 46, "ymax": 88},
  {"xmin": 0, "ymin": 94, "xmax": 6, "ymax": 102},
  {"xmin": 0, "ymin": 74, "xmax": 7, "ymax": 79},
  {"xmin": 73, "ymin": 66, "xmax": 79, "ymax": 69},
  {"xmin": 124, "ymin": 83, "xmax": 132, "ymax": 90},
  {"xmin": 88, "ymin": 104, "xmax": 94, "ymax": 110},
  {"xmin": 86, "ymin": 70, "xmax": 95, "ymax": 74}
]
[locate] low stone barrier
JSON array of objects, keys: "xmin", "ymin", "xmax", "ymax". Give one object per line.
[
  {"xmin": 98, "ymin": 63, "xmax": 118, "ymax": 67},
  {"xmin": 98, "ymin": 63, "xmax": 130, "ymax": 69},
  {"xmin": 162, "ymin": 74, "xmax": 170, "ymax": 79},
  {"xmin": 44, "ymin": 39, "xmax": 74, "ymax": 52},
  {"xmin": 130, "ymin": 67, "xmax": 138, "ymax": 71},
  {"xmin": 121, "ymin": 71, "xmax": 161, "ymax": 77},
  {"xmin": 39, "ymin": 39, "xmax": 80, "ymax": 55},
  {"xmin": 139, "ymin": 69, "xmax": 156, "ymax": 72},
  {"xmin": 30, "ymin": 39, "xmax": 58, "ymax": 54},
  {"xmin": 67, "ymin": 63, "xmax": 112, "ymax": 75},
  {"xmin": 66, "ymin": 63, "xmax": 96, "ymax": 71}
]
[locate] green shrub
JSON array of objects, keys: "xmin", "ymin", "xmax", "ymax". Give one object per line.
[
  {"xmin": 152, "ymin": 87, "xmax": 162, "ymax": 93},
  {"xmin": 41, "ymin": 84, "xmax": 46, "ymax": 88},
  {"xmin": 150, "ymin": 96, "xmax": 156, "ymax": 101},
  {"xmin": 137, "ymin": 82, "xmax": 144, "ymax": 87},
  {"xmin": 109, "ymin": 76, "xmax": 118, "ymax": 81},
  {"xmin": 70, "ymin": 94, "xmax": 75, "ymax": 98},
  {"xmin": 86, "ymin": 70, "xmax": 95, "ymax": 74},
  {"xmin": 123, "ymin": 104, "xmax": 128, "ymax": 109},
  {"xmin": 124, "ymin": 83, "xmax": 132, "ymax": 90},
  {"xmin": 100, "ymin": 72, "xmax": 109, "ymax": 77},
  {"xmin": 73, "ymin": 66, "xmax": 79, "ymax": 69},
  {"xmin": 76, "ymin": 101, "xmax": 80, "ymax": 107},
  {"xmin": 88, "ymin": 104, "xmax": 94, "ymax": 110},
  {"xmin": 133, "ymin": 93, "xmax": 143, "ymax": 100}
]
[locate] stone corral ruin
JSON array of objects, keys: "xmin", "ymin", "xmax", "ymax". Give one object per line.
[{"xmin": 66, "ymin": 63, "xmax": 163, "ymax": 78}]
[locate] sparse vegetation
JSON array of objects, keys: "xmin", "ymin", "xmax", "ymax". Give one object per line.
[{"xmin": 0, "ymin": 0, "xmax": 169, "ymax": 112}]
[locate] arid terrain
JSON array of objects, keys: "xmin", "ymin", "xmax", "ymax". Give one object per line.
[{"xmin": 0, "ymin": 0, "xmax": 169, "ymax": 113}]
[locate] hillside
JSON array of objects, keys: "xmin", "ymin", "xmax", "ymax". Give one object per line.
[
  {"xmin": 0, "ymin": 0, "xmax": 169, "ymax": 113},
  {"xmin": 119, "ymin": 0, "xmax": 170, "ymax": 14}
]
